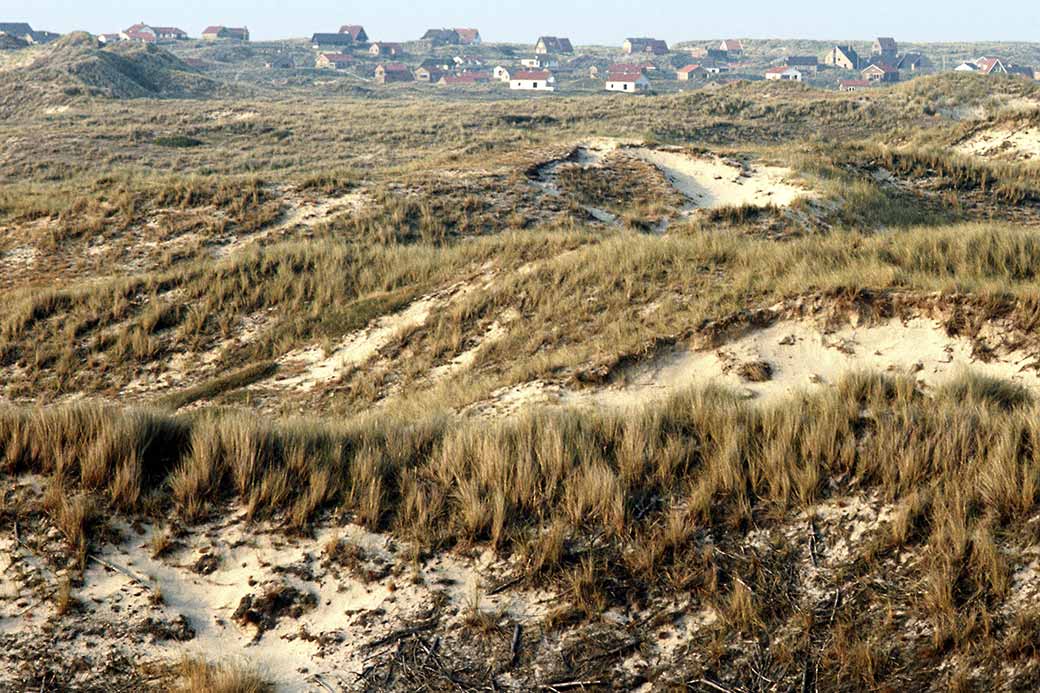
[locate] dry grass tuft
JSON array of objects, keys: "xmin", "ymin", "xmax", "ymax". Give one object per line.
[{"xmin": 172, "ymin": 656, "xmax": 273, "ymax": 693}]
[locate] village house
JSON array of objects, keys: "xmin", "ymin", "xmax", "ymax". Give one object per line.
[
  {"xmin": 719, "ymin": 39, "xmax": 743, "ymax": 56},
  {"xmin": 764, "ymin": 66, "xmax": 803, "ymax": 82},
  {"xmin": 838, "ymin": 79, "xmax": 872, "ymax": 92},
  {"xmin": 974, "ymin": 57, "xmax": 1009, "ymax": 75},
  {"xmin": 677, "ymin": 64, "xmax": 707, "ymax": 80},
  {"xmin": 316, "ymin": 53, "xmax": 353, "ymax": 70},
  {"xmin": 422, "ymin": 29, "xmax": 461, "ymax": 47},
  {"xmin": 896, "ymin": 53, "xmax": 931, "ymax": 72},
  {"xmin": 455, "ymin": 29, "xmax": 481, "ymax": 46},
  {"xmin": 623, "ymin": 38, "xmax": 669, "ymax": 55},
  {"xmin": 605, "ymin": 68, "xmax": 650, "ymax": 93},
  {"xmin": 375, "ymin": 63, "xmax": 413, "ymax": 84},
  {"xmin": 535, "ymin": 36, "xmax": 573, "ymax": 55},
  {"xmin": 784, "ymin": 56, "xmax": 818, "ymax": 75},
  {"xmin": 510, "ymin": 69, "xmax": 556, "ymax": 91},
  {"xmin": 493, "ymin": 65, "xmax": 512, "ymax": 81},
  {"xmin": 311, "ymin": 33, "xmax": 354, "ymax": 50},
  {"xmin": 418, "ymin": 57, "xmax": 454, "ymax": 72},
  {"xmin": 0, "ymin": 23, "xmax": 34, "ymax": 43},
  {"xmin": 702, "ymin": 60, "xmax": 729, "ymax": 75},
  {"xmin": 202, "ymin": 26, "xmax": 249, "ymax": 41},
  {"xmin": 339, "ymin": 25, "xmax": 368, "ymax": 43},
  {"xmin": 521, "ymin": 55, "xmax": 559, "ymax": 69},
  {"xmin": 97, "ymin": 33, "xmax": 122, "ymax": 44},
  {"xmin": 369, "ymin": 42, "xmax": 403, "ymax": 57},
  {"xmin": 414, "ymin": 66, "xmax": 449, "ymax": 83},
  {"xmin": 120, "ymin": 23, "xmax": 187, "ymax": 43},
  {"xmin": 862, "ymin": 62, "xmax": 899, "ymax": 83},
  {"xmin": 872, "ymin": 37, "xmax": 898, "ymax": 65},
  {"xmin": 151, "ymin": 26, "xmax": 188, "ymax": 41},
  {"xmin": 822, "ymin": 45, "xmax": 860, "ymax": 70},
  {"xmin": 1007, "ymin": 64, "xmax": 1036, "ymax": 79}
]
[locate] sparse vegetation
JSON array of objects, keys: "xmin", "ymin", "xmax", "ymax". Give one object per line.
[{"xmin": 5, "ymin": 52, "xmax": 1040, "ymax": 691}]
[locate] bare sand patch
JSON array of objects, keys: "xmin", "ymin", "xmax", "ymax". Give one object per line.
[
  {"xmin": 957, "ymin": 124, "xmax": 1040, "ymax": 161},
  {"xmin": 465, "ymin": 315, "xmax": 1040, "ymax": 417},
  {"xmin": 563, "ymin": 316, "xmax": 1040, "ymax": 410},
  {"xmin": 0, "ymin": 506, "xmax": 554, "ymax": 692},
  {"xmin": 628, "ymin": 147, "xmax": 811, "ymax": 210}
]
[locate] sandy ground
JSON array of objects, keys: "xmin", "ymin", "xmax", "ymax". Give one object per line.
[
  {"xmin": 628, "ymin": 147, "xmax": 811, "ymax": 210},
  {"xmin": 466, "ymin": 315, "xmax": 1040, "ymax": 416},
  {"xmin": 0, "ymin": 498, "xmax": 555, "ymax": 692},
  {"xmin": 532, "ymin": 139, "xmax": 812, "ymax": 229},
  {"xmin": 957, "ymin": 123, "xmax": 1040, "ymax": 161}
]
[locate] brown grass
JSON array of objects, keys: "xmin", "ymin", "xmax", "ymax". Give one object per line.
[{"xmin": 172, "ymin": 657, "xmax": 272, "ymax": 693}]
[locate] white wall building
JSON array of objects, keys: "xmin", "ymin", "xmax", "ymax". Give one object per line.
[{"xmin": 510, "ymin": 70, "xmax": 556, "ymax": 91}]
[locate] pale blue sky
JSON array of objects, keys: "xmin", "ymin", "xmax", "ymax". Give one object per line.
[{"xmin": 5, "ymin": 0, "xmax": 1038, "ymax": 44}]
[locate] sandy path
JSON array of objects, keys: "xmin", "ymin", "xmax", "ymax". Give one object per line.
[{"xmin": 214, "ymin": 189, "xmax": 366, "ymax": 259}]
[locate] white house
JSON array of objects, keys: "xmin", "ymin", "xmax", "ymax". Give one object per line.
[
  {"xmin": 764, "ymin": 66, "xmax": 802, "ymax": 81},
  {"xmin": 605, "ymin": 70, "xmax": 650, "ymax": 93},
  {"xmin": 521, "ymin": 56, "xmax": 558, "ymax": 69},
  {"xmin": 493, "ymin": 65, "xmax": 512, "ymax": 82},
  {"xmin": 510, "ymin": 70, "xmax": 555, "ymax": 91}
]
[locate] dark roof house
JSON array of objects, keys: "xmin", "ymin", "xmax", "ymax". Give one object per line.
[
  {"xmin": 422, "ymin": 29, "xmax": 461, "ymax": 46},
  {"xmin": 311, "ymin": 33, "xmax": 354, "ymax": 48},
  {"xmin": 339, "ymin": 25, "xmax": 368, "ymax": 42},
  {"xmin": 624, "ymin": 38, "xmax": 669, "ymax": 55},
  {"xmin": 0, "ymin": 22, "xmax": 34, "ymax": 40},
  {"xmin": 536, "ymin": 36, "xmax": 574, "ymax": 54},
  {"xmin": 202, "ymin": 26, "xmax": 249, "ymax": 41}
]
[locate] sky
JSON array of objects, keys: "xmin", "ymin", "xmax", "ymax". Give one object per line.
[{"xmin": 5, "ymin": 0, "xmax": 1039, "ymax": 44}]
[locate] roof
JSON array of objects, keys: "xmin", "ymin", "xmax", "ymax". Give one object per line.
[
  {"xmin": 720, "ymin": 39, "xmax": 743, "ymax": 51},
  {"xmin": 537, "ymin": 36, "xmax": 573, "ymax": 52},
  {"xmin": 125, "ymin": 31, "xmax": 157, "ymax": 42},
  {"xmin": 311, "ymin": 33, "xmax": 353, "ymax": 44},
  {"xmin": 839, "ymin": 80, "xmax": 871, "ymax": 87},
  {"xmin": 897, "ymin": 53, "xmax": 928, "ymax": 68},
  {"xmin": 863, "ymin": 63, "xmax": 897, "ymax": 73},
  {"xmin": 423, "ymin": 29, "xmax": 459, "ymax": 42},
  {"xmin": 151, "ymin": 27, "xmax": 186, "ymax": 35},
  {"xmin": 678, "ymin": 64, "xmax": 704, "ymax": 73},
  {"xmin": 625, "ymin": 37, "xmax": 668, "ymax": 54},
  {"xmin": 607, "ymin": 70, "xmax": 647, "ymax": 82},
  {"xmin": 874, "ymin": 37, "xmax": 897, "ymax": 50},
  {"xmin": 0, "ymin": 22, "xmax": 33, "ymax": 36},
  {"xmin": 378, "ymin": 62, "xmax": 410, "ymax": 72},
  {"xmin": 765, "ymin": 65, "xmax": 800, "ymax": 74},
  {"xmin": 513, "ymin": 70, "xmax": 552, "ymax": 80},
  {"xmin": 320, "ymin": 53, "xmax": 354, "ymax": 64},
  {"xmin": 455, "ymin": 28, "xmax": 480, "ymax": 43},
  {"xmin": 976, "ymin": 57, "xmax": 1005, "ymax": 74},
  {"xmin": 203, "ymin": 26, "xmax": 247, "ymax": 38},
  {"xmin": 339, "ymin": 25, "xmax": 366, "ymax": 40}
]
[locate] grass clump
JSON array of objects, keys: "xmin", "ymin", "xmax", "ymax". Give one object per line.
[{"xmin": 172, "ymin": 657, "xmax": 272, "ymax": 693}]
